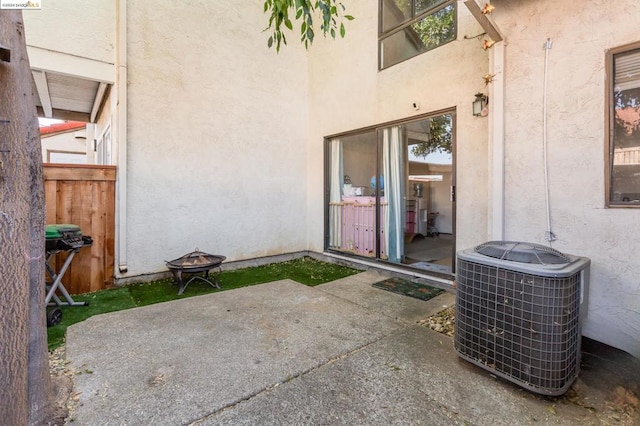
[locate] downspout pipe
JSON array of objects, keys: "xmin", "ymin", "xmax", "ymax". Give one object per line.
[
  {"xmin": 489, "ymin": 41, "xmax": 506, "ymax": 241},
  {"xmin": 116, "ymin": 0, "xmax": 128, "ymax": 274}
]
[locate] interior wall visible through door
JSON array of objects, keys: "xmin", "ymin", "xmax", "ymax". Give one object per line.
[{"xmin": 325, "ymin": 111, "xmax": 455, "ymax": 276}]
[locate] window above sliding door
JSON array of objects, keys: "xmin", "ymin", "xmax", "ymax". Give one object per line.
[{"xmin": 379, "ymin": 0, "xmax": 456, "ymax": 70}]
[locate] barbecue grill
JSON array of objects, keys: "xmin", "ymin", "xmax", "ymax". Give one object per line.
[
  {"xmin": 45, "ymin": 224, "xmax": 92, "ymax": 326},
  {"xmin": 166, "ymin": 249, "xmax": 226, "ymax": 295}
]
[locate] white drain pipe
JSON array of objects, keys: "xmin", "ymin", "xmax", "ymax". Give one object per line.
[
  {"xmin": 116, "ymin": 0, "xmax": 128, "ymax": 274},
  {"xmin": 489, "ymin": 41, "xmax": 506, "ymax": 241},
  {"xmin": 542, "ymin": 38, "xmax": 556, "ymax": 244}
]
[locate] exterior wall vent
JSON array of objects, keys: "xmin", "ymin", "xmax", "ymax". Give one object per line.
[{"xmin": 455, "ymin": 241, "xmax": 590, "ymax": 396}]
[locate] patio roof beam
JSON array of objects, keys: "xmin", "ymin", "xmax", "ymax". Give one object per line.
[
  {"xmin": 36, "ymin": 106, "xmax": 89, "ymax": 122},
  {"xmin": 464, "ymin": 0, "xmax": 503, "ymax": 42},
  {"xmin": 90, "ymin": 82, "xmax": 108, "ymax": 123},
  {"xmin": 32, "ymin": 69, "xmax": 53, "ymax": 118}
]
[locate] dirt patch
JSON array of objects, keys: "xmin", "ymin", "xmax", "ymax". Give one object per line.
[
  {"xmin": 48, "ymin": 345, "xmax": 78, "ymax": 425},
  {"xmin": 417, "ymin": 304, "xmax": 454, "ymax": 336}
]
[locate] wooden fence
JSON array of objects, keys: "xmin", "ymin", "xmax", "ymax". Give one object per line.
[{"xmin": 45, "ymin": 164, "xmax": 116, "ymax": 294}]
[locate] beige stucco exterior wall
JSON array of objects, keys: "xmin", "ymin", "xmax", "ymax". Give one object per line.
[
  {"xmin": 305, "ymin": 2, "xmax": 490, "ymax": 254},
  {"xmin": 492, "ymin": 0, "xmax": 640, "ymax": 356},
  {"xmin": 41, "ymin": 129, "xmax": 88, "ymax": 163},
  {"xmin": 23, "ymin": 0, "xmax": 115, "ymax": 64},
  {"xmin": 22, "ymin": 0, "xmax": 638, "ymax": 355},
  {"xmin": 124, "ymin": 1, "xmax": 310, "ymax": 274}
]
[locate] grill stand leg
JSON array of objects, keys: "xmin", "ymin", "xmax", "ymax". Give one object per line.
[{"xmin": 45, "ymin": 249, "xmax": 87, "ymax": 307}]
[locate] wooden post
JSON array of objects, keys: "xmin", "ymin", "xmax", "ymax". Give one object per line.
[{"xmin": 0, "ymin": 11, "xmax": 53, "ymax": 425}]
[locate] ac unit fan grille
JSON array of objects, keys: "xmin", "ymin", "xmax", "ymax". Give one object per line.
[{"xmin": 474, "ymin": 241, "xmax": 571, "ymax": 264}]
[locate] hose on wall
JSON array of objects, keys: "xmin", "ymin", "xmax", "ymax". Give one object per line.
[{"xmin": 542, "ymin": 38, "xmax": 557, "ymax": 244}]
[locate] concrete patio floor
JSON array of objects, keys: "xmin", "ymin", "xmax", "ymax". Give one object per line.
[{"xmin": 65, "ymin": 271, "xmax": 639, "ymax": 425}]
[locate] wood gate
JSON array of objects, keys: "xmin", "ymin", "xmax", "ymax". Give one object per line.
[{"xmin": 44, "ymin": 164, "xmax": 116, "ymax": 294}]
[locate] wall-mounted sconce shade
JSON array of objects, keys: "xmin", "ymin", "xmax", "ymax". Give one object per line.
[{"xmin": 473, "ymin": 93, "xmax": 488, "ymax": 116}]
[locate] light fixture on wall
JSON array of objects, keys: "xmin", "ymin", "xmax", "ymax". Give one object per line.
[{"xmin": 473, "ymin": 93, "xmax": 489, "ymax": 117}]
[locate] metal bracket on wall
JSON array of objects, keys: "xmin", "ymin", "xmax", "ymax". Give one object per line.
[{"xmin": 0, "ymin": 44, "xmax": 11, "ymax": 62}]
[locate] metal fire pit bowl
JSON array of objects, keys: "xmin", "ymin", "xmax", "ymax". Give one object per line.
[{"xmin": 165, "ymin": 249, "xmax": 226, "ymax": 295}]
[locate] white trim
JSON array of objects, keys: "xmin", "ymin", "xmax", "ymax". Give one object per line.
[{"xmin": 27, "ymin": 45, "xmax": 116, "ymax": 84}]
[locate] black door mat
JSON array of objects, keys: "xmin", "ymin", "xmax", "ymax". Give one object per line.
[{"xmin": 372, "ymin": 277, "xmax": 444, "ymax": 301}]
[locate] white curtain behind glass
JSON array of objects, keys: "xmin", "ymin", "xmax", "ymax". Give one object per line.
[
  {"xmin": 329, "ymin": 139, "xmax": 343, "ymax": 248},
  {"xmin": 383, "ymin": 127, "xmax": 404, "ymax": 262}
]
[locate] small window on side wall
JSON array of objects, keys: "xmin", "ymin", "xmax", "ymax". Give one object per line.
[
  {"xmin": 379, "ymin": 0, "xmax": 456, "ymax": 70},
  {"xmin": 607, "ymin": 42, "xmax": 640, "ymax": 206}
]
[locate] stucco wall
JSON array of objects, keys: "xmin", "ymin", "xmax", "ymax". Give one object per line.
[
  {"xmin": 23, "ymin": 0, "xmax": 115, "ymax": 64},
  {"xmin": 41, "ymin": 130, "xmax": 87, "ymax": 163},
  {"xmin": 125, "ymin": 1, "xmax": 309, "ymax": 274},
  {"xmin": 306, "ymin": 2, "xmax": 490, "ymax": 254},
  {"xmin": 492, "ymin": 0, "xmax": 640, "ymax": 356}
]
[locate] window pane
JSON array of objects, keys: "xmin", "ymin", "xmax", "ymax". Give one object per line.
[
  {"xmin": 381, "ymin": 0, "xmax": 413, "ymax": 33},
  {"xmin": 611, "ymin": 49, "xmax": 640, "ymax": 204},
  {"xmin": 381, "ymin": 0, "xmax": 448, "ymax": 33},
  {"xmin": 380, "ymin": 4, "xmax": 455, "ymax": 69},
  {"xmin": 415, "ymin": 0, "xmax": 447, "ymax": 15}
]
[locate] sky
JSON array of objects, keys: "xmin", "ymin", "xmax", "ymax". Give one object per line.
[{"xmin": 38, "ymin": 118, "xmax": 64, "ymax": 127}]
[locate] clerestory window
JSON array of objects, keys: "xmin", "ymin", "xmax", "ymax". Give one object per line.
[
  {"xmin": 606, "ymin": 42, "xmax": 640, "ymax": 206},
  {"xmin": 379, "ymin": 0, "xmax": 456, "ymax": 70}
]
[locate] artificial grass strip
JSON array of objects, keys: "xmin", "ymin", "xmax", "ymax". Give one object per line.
[{"xmin": 47, "ymin": 257, "xmax": 359, "ymax": 350}]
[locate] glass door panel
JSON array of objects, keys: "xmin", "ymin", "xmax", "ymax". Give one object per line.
[
  {"xmin": 402, "ymin": 114, "xmax": 454, "ymax": 273},
  {"xmin": 325, "ymin": 111, "xmax": 455, "ymax": 276},
  {"xmin": 328, "ymin": 131, "xmax": 382, "ymax": 258}
]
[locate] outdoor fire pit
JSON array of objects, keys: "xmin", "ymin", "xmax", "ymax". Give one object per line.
[{"xmin": 165, "ymin": 249, "xmax": 226, "ymax": 295}]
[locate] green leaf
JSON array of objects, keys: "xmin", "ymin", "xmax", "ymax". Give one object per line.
[
  {"xmin": 301, "ymin": 21, "xmax": 307, "ymax": 35},
  {"xmin": 340, "ymin": 22, "xmax": 345, "ymax": 38},
  {"xmin": 268, "ymin": 35, "xmax": 273, "ymax": 48},
  {"xmin": 295, "ymin": 8, "xmax": 303, "ymax": 19},
  {"xmin": 330, "ymin": 28, "xmax": 335, "ymax": 38},
  {"xmin": 285, "ymin": 18, "xmax": 293, "ymax": 30},
  {"xmin": 344, "ymin": 15, "xmax": 354, "ymax": 20}
]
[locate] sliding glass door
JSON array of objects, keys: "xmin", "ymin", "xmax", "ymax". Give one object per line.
[
  {"xmin": 326, "ymin": 111, "xmax": 455, "ymax": 275},
  {"xmin": 328, "ymin": 131, "xmax": 381, "ymax": 257}
]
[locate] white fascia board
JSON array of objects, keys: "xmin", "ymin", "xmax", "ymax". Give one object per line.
[{"xmin": 27, "ymin": 45, "xmax": 116, "ymax": 84}]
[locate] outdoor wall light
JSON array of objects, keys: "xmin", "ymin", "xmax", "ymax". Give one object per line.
[{"xmin": 472, "ymin": 93, "xmax": 488, "ymax": 116}]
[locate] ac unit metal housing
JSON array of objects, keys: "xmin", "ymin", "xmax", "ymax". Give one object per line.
[{"xmin": 455, "ymin": 241, "xmax": 590, "ymax": 396}]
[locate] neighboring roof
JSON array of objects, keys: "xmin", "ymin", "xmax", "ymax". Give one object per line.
[{"xmin": 40, "ymin": 121, "xmax": 86, "ymax": 137}]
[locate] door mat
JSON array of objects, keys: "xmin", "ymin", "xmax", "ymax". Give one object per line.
[{"xmin": 372, "ymin": 278, "xmax": 444, "ymax": 301}]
